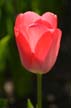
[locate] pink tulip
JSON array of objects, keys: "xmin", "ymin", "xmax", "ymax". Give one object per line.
[{"xmin": 14, "ymin": 11, "xmax": 62, "ymax": 74}]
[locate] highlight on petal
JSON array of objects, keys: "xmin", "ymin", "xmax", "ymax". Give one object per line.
[
  {"xmin": 42, "ymin": 12, "xmax": 57, "ymax": 28},
  {"xmin": 41, "ymin": 29, "xmax": 62, "ymax": 73},
  {"xmin": 15, "ymin": 11, "xmax": 40, "ymax": 28},
  {"xmin": 28, "ymin": 20, "xmax": 49, "ymax": 52}
]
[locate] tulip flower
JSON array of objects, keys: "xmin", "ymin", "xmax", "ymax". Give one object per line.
[
  {"xmin": 14, "ymin": 11, "xmax": 62, "ymax": 74},
  {"xmin": 14, "ymin": 11, "xmax": 62, "ymax": 108}
]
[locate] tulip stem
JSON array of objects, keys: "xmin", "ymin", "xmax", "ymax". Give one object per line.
[{"xmin": 37, "ymin": 73, "xmax": 42, "ymax": 108}]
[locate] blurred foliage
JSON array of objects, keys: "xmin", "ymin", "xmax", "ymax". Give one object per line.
[
  {"xmin": 27, "ymin": 99, "xmax": 34, "ymax": 108},
  {"xmin": 0, "ymin": 36, "xmax": 10, "ymax": 87},
  {"xmin": 0, "ymin": 36, "xmax": 10, "ymax": 72},
  {"xmin": 0, "ymin": 98, "xmax": 8, "ymax": 108},
  {"xmin": 0, "ymin": 0, "xmax": 64, "ymax": 98}
]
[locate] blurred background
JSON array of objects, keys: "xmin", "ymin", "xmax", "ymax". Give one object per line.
[{"xmin": 0, "ymin": 0, "xmax": 71, "ymax": 108}]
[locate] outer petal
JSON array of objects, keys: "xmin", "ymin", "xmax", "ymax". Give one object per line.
[
  {"xmin": 28, "ymin": 19, "xmax": 51, "ymax": 52},
  {"xmin": 15, "ymin": 31, "xmax": 33, "ymax": 70},
  {"xmin": 15, "ymin": 11, "xmax": 40, "ymax": 28},
  {"xmin": 42, "ymin": 12, "xmax": 57, "ymax": 28},
  {"xmin": 41, "ymin": 29, "xmax": 62, "ymax": 73},
  {"xmin": 35, "ymin": 31, "xmax": 53, "ymax": 62}
]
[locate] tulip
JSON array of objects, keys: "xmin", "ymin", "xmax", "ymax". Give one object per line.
[{"xmin": 14, "ymin": 11, "xmax": 62, "ymax": 74}]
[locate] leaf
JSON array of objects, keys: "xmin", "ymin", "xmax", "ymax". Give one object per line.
[
  {"xmin": 0, "ymin": 35, "xmax": 10, "ymax": 72},
  {"xmin": 27, "ymin": 99, "xmax": 34, "ymax": 108}
]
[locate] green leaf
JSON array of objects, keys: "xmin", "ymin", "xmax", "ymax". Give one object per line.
[
  {"xmin": 27, "ymin": 99, "xmax": 34, "ymax": 108},
  {"xmin": 0, "ymin": 35, "xmax": 10, "ymax": 72},
  {"xmin": 0, "ymin": 35, "xmax": 10, "ymax": 45}
]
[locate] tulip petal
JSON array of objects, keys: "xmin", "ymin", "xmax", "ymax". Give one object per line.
[
  {"xmin": 15, "ymin": 11, "xmax": 40, "ymax": 28},
  {"xmin": 34, "ymin": 19, "xmax": 52, "ymax": 28},
  {"xmin": 42, "ymin": 29, "xmax": 62, "ymax": 73},
  {"xmin": 28, "ymin": 19, "xmax": 50, "ymax": 52},
  {"xmin": 42, "ymin": 12, "xmax": 57, "ymax": 28},
  {"xmin": 15, "ymin": 32, "xmax": 33, "ymax": 70},
  {"xmin": 35, "ymin": 31, "xmax": 53, "ymax": 61}
]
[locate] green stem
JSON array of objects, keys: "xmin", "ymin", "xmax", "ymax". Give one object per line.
[{"xmin": 37, "ymin": 74, "xmax": 42, "ymax": 108}]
